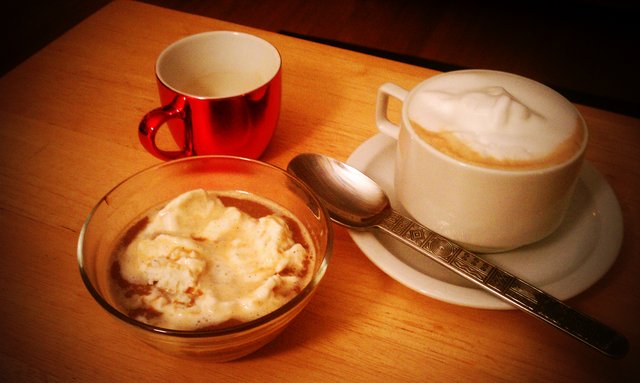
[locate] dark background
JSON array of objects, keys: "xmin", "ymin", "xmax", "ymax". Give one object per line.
[{"xmin": 2, "ymin": 0, "xmax": 639, "ymax": 117}]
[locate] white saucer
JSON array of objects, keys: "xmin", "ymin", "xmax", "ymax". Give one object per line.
[{"xmin": 346, "ymin": 133, "xmax": 623, "ymax": 310}]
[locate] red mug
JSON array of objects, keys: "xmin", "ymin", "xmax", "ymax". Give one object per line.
[{"xmin": 139, "ymin": 31, "xmax": 282, "ymax": 160}]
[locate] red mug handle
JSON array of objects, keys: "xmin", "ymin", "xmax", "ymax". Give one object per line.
[{"xmin": 138, "ymin": 96, "xmax": 193, "ymax": 160}]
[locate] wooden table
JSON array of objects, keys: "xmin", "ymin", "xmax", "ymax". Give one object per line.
[{"xmin": 1, "ymin": 1, "xmax": 638, "ymax": 381}]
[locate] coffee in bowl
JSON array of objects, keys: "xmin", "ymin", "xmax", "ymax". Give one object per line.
[
  {"xmin": 111, "ymin": 188, "xmax": 315, "ymax": 331},
  {"xmin": 376, "ymin": 70, "xmax": 587, "ymax": 252}
]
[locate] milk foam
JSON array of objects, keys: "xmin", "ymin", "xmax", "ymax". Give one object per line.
[{"xmin": 408, "ymin": 71, "xmax": 583, "ymax": 168}]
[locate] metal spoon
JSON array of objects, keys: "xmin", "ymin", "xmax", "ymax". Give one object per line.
[{"xmin": 287, "ymin": 153, "xmax": 628, "ymax": 359}]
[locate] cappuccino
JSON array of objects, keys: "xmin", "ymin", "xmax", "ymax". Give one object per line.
[
  {"xmin": 408, "ymin": 71, "xmax": 586, "ymax": 170},
  {"xmin": 376, "ymin": 70, "xmax": 589, "ymax": 250}
]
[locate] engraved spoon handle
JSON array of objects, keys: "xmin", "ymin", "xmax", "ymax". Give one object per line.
[{"xmin": 377, "ymin": 210, "xmax": 628, "ymax": 358}]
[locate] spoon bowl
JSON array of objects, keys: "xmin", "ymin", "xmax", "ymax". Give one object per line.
[{"xmin": 287, "ymin": 153, "xmax": 390, "ymax": 228}]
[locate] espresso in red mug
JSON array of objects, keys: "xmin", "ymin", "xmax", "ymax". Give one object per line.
[{"xmin": 139, "ymin": 31, "xmax": 282, "ymax": 160}]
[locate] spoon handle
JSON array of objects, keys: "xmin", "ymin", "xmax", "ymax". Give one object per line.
[{"xmin": 377, "ymin": 210, "xmax": 628, "ymax": 358}]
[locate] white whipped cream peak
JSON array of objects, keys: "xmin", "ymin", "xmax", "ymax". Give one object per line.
[{"xmin": 408, "ymin": 71, "xmax": 580, "ymax": 161}]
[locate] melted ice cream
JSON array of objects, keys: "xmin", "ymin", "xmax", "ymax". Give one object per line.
[{"xmin": 114, "ymin": 189, "xmax": 313, "ymax": 330}]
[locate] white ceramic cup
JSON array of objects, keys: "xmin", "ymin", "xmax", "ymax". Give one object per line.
[{"xmin": 376, "ymin": 70, "xmax": 588, "ymax": 252}]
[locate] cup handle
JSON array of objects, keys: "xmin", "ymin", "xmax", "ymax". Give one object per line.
[
  {"xmin": 138, "ymin": 96, "xmax": 193, "ymax": 160},
  {"xmin": 376, "ymin": 82, "xmax": 409, "ymax": 140}
]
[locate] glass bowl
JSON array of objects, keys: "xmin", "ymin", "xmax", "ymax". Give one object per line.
[{"xmin": 77, "ymin": 156, "xmax": 332, "ymax": 361}]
